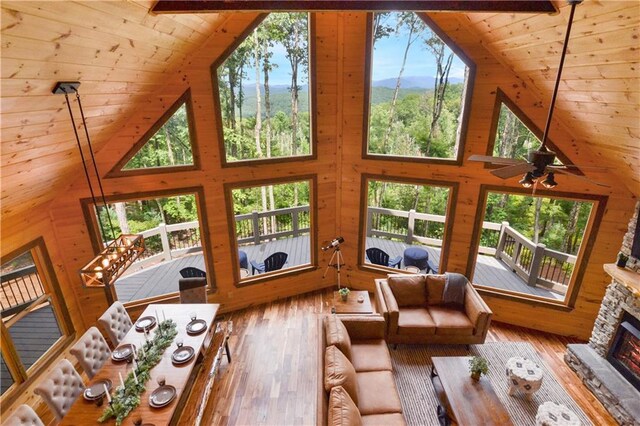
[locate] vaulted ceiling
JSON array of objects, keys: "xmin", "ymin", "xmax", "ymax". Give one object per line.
[{"xmin": 1, "ymin": 0, "xmax": 638, "ymax": 224}]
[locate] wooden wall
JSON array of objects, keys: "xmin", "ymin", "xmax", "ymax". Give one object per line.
[{"xmin": 1, "ymin": 8, "xmax": 636, "ymax": 417}]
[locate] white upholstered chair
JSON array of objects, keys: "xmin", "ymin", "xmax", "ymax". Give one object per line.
[
  {"xmin": 97, "ymin": 301, "xmax": 133, "ymax": 346},
  {"xmin": 179, "ymin": 277, "xmax": 207, "ymax": 304},
  {"xmin": 69, "ymin": 326, "xmax": 111, "ymax": 379},
  {"xmin": 2, "ymin": 404, "xmax": 44, "ymax": 426},
  {"xmin": 33, "ymin": 359, "xmax": 84, "ymax": 421}
]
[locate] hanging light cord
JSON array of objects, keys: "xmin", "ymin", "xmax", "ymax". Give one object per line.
[
  {"xmin": 72, "ymin": 88, "xmax": 117, "ymax": 241},
  {"xmin": 540, "ymin": 0, "xmax": 580, "ymax": 151}
]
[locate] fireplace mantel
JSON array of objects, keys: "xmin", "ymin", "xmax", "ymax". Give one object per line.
[{"xmin": 604, "ymin": 263, "xmax": 640, "ymax": 295}]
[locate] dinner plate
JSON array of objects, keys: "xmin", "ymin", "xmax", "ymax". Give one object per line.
[
  {"xmin": 149, "ymin": 385, "xmax": 177, "ymax": 408},
  {"xmin": 171, "ymin": 346, "xmax": 195, "ymax": 364},
  {"xmin": 135, "ymin": 315, "xmax": 157, "ymax": 332},
  {"xmin": 83, "ymin": 379, "xmax": 112, "ymax": 400},
  {"xmin": 186, "ymin": 319, "xmax": 207, "ymax": 335},
  {"xmin": 111, "ymin": 343, "xmax": 136, "ymax": 361}
]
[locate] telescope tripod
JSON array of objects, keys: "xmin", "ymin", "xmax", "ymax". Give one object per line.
[{"xmin": 323, "ymin": 246, "xmax": 345, "ymax": 290}]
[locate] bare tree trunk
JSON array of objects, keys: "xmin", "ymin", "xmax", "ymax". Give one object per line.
[
  {"xmin": 564, "ymin": 202, "xmax": 580, "ymax": 254},
  {"xmin": 426, "ymin": 51, "xmax": 454, "ymax": 154},
  {"xmin": 290, "ymin": 24, "xmax": 300, "ymax": 206},
  {"xmin": 155, "ymin": 199, "xmax": 167, "ymax": 224},
  {"xmin": 114, "ymin": 202, "xmax": 130, "ymax": 234},
  {"xmin": 533, "ymin": 197, "xmax": 543, "ymax": 244},
  {"xmin": 262, "ymin": 38, "xmax": 277, "ymax": 234},
  {"xmin": 163, "ymin": 127, "xmax": 176, "ymax": 165},
  {"xmin": 253, "ymin": 31, "xmax": 268, "ymax": 233}
]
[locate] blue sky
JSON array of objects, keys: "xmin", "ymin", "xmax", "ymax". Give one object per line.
[{"xmin": 239, "ymin": 12, "xmax": 466, "ymax": 86}]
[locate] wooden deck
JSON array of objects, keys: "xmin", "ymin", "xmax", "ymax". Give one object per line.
[
  {"xmin": 115, "ymin": 235, "xmax": 562, "ymax": 303},
  {"xmin": 116, "ymin": 236, "xmax": 311, "ymax": 302}
]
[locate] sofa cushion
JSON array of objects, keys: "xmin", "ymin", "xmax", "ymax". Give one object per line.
[
  {"xmin": 397, "ymin": 308, "xmax": 436, "ymax": 335},
  {"xmin": 328, "ymin": 386, "xmax": 363, "ymax": 426},
  {"xmin": 356, "ymin": 370, "xmax": 403, "ymax": 415},
  {"xmin": 428, "ymin": 305, "xmax": 474, "ymax": 336},
  {"xmin": 361, "ymin": 413, "xmax": 406, "ymax": 426},
  {"xmin": 325, "ymin": 345, "xmax": 359, "ymax": 405},
  {"xmin": 387, "ymin": 274, "xmax": 427, "ymax": 307},
  {"xmin": 350, "ymin": 340, "xmax": 392, "ymax": 372},
  {"xmin": 425, "ymin": 274, "xmax": 447, "ymax": 305},
  {"xmin": 325, "ymin": 315, "xmax": 353, "ymax": 360}
]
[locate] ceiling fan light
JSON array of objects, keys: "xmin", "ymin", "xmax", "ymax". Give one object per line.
[
  {"xmin": 541, "ymin": 172, "xmax": 558, "ymax": 189},
  {"xmin": 519, "ymin": 172, "xmax": 535, "ymax": 188}
]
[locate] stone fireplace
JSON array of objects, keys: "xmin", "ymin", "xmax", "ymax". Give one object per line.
[{"xmin": 565, "ymin": 202, "xmax": 640, "ymax": 425}]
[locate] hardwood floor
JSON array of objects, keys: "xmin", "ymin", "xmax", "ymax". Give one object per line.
[{"xmin": 193, "ymin": 288, "xmax": 615, "ymax": 425}]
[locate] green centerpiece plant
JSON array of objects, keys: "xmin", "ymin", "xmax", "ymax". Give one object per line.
[
  {"xmin": 99, "ymin": 319, "xmax": 178, "ymax": 425},
  {"xmin": 338, "ymin": 287, "xmax": 350, "ymax": 301},
  {"xmin": 468, "ymin": 356, "xmax": 489, "ymax": 381}
]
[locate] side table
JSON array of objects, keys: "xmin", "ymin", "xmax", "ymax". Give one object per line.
[{"xmin": 332, "ymin": 290, "xmax": 373, "ymax": 314}]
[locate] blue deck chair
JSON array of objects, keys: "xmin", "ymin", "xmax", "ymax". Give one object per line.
[
  {"xmin": 250, "ymin": 252, "xmax": 288, "ymax": 275},
  {"xmin": 366, "ymin": 247, "xmax": 402, "ymax": 269}
]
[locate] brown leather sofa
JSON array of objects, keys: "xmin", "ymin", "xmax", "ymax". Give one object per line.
[
  {"xmin": 375, "ymin": 274, "xmax": 492, "ymax": 345},
  {"xmin": 317, "ymin": 314, "xmax": 406, "ymax": 426}
]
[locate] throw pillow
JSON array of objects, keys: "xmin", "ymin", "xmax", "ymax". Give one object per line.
[
  {"xmin": 324, "ymin": 315, "xmax": 352, "ymax": 360},
  {"xmin": 325, "ymin": 345, "xmax": 359, "ymax": 405},
  {"xmin": 387, "ymin": 274, "xmax": 427, "ymax": 307},
  {"xmin": 426, "ymin": 274, "xmax": 447, "ymax": 305},
  {"xmin": 328, "ymin": 386, "xmax": 363, "ymax": 426}
]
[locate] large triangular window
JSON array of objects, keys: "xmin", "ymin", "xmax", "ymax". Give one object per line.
[
  {"xmin": 365, "ymin": 12, "xmax": 474, "ymax": 161},
  {"xmin": 212, "ymin": 13, "xmax": 314, "ymax": 164},
  {"xmin": 109, "ymin": 91, "xmax": 197, "ymax": 176}
]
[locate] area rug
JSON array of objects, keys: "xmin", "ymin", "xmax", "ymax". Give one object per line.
[{"xmin": 389, "ymin": 342, "xmax": 592, "ymax": 426}]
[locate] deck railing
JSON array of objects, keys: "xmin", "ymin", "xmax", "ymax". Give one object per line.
[
  {"xmin": 366, "ymin": 207, "xmax": 576, "ymax": 291},
  {"xmin": 1, "ymin": 265, "xmax": 45, "ymax": 316},
  {"xmin": 235, "ymin": 206, "xmax": 310, "ymax": 245}
]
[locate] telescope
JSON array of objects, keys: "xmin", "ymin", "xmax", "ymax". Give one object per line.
[{"xmin": 321, "ymin": 236, "xmax": 344, "ymax": 251}]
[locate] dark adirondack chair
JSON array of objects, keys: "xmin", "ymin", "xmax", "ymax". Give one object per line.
[
  {"xmin": 179, "ymin": 267, "xmax": 207, "ymax": 278},
  {"xmin": 250, "ymin": 252, "xmax": 288, "ymax": 275},
  {"xmin": 366, "ymin": 247, "xmax": 402, "ymax": 269}
]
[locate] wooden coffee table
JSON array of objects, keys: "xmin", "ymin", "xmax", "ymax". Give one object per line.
[
  {"xmin": 431, "ymin": 356, "xmax": 513, "ymax": 426},
  {"xmin": 332, "ymin": 290, "xmax": 373, "ymax": 314}
]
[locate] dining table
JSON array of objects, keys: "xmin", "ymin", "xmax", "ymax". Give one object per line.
[{"xmin": 62, "ymin": 303, "xmax": 219, "ymax": 426}]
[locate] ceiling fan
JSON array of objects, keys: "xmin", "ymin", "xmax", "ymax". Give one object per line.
[{"xmin": 469, "ymin": 0, "xmax": 609, "ymax": 190}]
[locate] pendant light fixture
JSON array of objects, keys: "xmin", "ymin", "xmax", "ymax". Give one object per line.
[
  {"xmin": 518, "ymin": 0, "xmax": 582, "ymax": 188},
  {"xmin": 53, "ymin": 81, "xmax": 144, "ymax": 294}
]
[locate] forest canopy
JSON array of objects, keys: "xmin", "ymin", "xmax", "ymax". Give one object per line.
[
  {"xmin": 216, "ymin": 13, "xmax": 311, "ymax": 162},
  {"xmin": 367, "ymin": 12, "xmax": 469, "ymax": 159}
]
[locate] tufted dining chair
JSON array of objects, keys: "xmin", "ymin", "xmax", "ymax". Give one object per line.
[
  {"xmin": 33, "ymin": 359, "xmax": 84, "ymax": 421},
  {"xmin": 2, "ymin": 404, "xmax": 44, "ymax": 426},
  {"xmin": 69, "ymin": 326, "xmax": 111, "ymax": 379},
  {"xmin": 97, "ymin": 301, "xmax": 133, "ymax": 347}
]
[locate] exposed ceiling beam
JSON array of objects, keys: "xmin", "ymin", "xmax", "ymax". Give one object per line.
[{"xmin": 152, "ymin": 0, "xmax": 557, "ymax": 14}]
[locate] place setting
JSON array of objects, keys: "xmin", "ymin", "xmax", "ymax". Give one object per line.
[
  {"xmin": 186, "ymin": 311, "xmax": 207, "ymax": 336},
  {"xmin": 134, "ymin": 315, "xmax": 156, "ymax": 332},
  {"xmin": 149, "ymin": 376, "xmax": 177, "ymax": 409},
  {"xmin": 171, "ymin": 338, "xmax": 195, "ymax": 365},
  {"xmin": 83, "ymin": 379, "xmax": 113, "ymax": 406},
  {"xmin": 111, "ymin": 343, "xmax": 137, "ymax": 362}
]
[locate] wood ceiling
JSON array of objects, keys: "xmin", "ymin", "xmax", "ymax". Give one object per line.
[{"xmin": 1, "ymin": 0, "xmax": 638, "ymax": 224}]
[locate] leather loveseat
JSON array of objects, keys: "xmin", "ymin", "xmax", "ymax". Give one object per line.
[
  {"xmin": 375, "ymin": 273, "xmax": 492, "ymax": 345},
  {"xmin": 317, "ymin": 314, "xmax": 406, "ymax": 426}
]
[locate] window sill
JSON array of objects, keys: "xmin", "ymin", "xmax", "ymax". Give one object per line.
[
  {"xmin": 474, "ymin": 285, "xmax": 574, "ymax": 312},
  {"xmin": 236, "ymin": 264, "xmax": 316, "ymax": 287}
]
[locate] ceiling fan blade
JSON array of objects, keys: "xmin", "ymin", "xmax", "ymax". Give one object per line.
[
  {"xmin": 491, "ymin": 163, "xmax": 535, "ymax": 179},
  {"xmin": 468, "ymin": 155, "xmax": 525, "ymax": 165},
  {"xmin": 552, "ymin": 168, "xmax": 611, "ymax": 188},
  {"xmin": 548, "ymin": 164, "xmax": 610, "ymax": 172}
]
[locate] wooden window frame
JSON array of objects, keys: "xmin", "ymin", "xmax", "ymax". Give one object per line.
[
  {"xmin": 358, "ymin": 174, "xmax": 458, "ymax": 275},
  {"xmin": 223, "ymin": 175, "xmax": 318, "ymax": 287},
  {"xmin": 484, "ymin": 88, "xmax": 582, "ymax": 174},
  {"xmin": 362, "ymin": 12, "xmax": 476, "ymax": 166},
  {"xmin": 80, "ymin": 187, "xmax": 216, "ymax": 307},
  {"xmin": 465, "ymin": 184, "xmax": 607, "ymax": 310},
  {"xmin": 106, "ymin": 89, "xmax": 200, "ymax": 178},
  {"xmin": 210, "ymin": 13, "xmax": 318, "ymax": 167},
  {"xmin": 0, "ymin": 237, "xmax": 75, "ymax": 406}
]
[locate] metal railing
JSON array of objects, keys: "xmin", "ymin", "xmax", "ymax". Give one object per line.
[
  {"xmin": 366, "ymin": 207, "xmax": 576, "ymax": 291},
  {"xmin": 1, "ymin": 265, "xmax": 45, "ymax": 316}
]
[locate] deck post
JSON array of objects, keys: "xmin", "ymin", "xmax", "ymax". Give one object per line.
[
  {"xmin": 366, "ymin": 209, "xmax": 373, "ymax": 237},
  {"xmin": 528, "ymin": 243, "xmax": 546, "ymax": 287},
  {"xmin": 159, "ymin": 223, "xmax": 172, "ymax": 261},
  {"xmin": 292, "ymin": 209, "xmax": 299, "ymax": 237},
  {"xmin": 406, "ymin": 209, "xmax": 416, "ymax": 244},
  {"xmin": 495, "ymin": 221, "xmax": 510, "ymax": 259},
  {"xmin": 252, "ymin": 211, "xmax": 261, "ymax": 245}
]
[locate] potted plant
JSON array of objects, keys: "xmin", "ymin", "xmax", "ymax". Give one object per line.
[
  {"xmin": 338, "ymin": 287, "xmax": 350, "ymax": 302},
  {"xmin": 617, "ymin": 252, "xmax": 629, "ymax": 268},
  {"xmin": 468, "ymin": 356, "xmax": 489, "ymax": 381}
]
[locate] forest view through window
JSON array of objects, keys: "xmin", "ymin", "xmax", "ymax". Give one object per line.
[
  {"xmin": 232, "ymin": 180, "xmax": 311, "ymax": 279},
  {"xmin": 367, "ymin": 12, "xmax": 469, "ymax": 159},
  {"xmin": 365, "ymin": 179, "xmax": 451, "ymax": 272},
  {"xmin": 94, "ymin": 194, "xmax": 206, "ymax": 302},
  {"xmin": 123, "ymin": 103, "xmax": 194, "ymax": 170},
  {"xmin": 216, "ymin": 13, "xmax": 312, "ymax": 163},
  {"xmin": 473, "ymin": 191, "xmax": 593, "ymax": 302}
]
